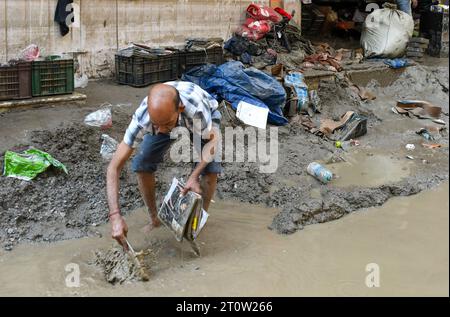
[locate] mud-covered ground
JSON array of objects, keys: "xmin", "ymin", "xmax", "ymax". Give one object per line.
[{"xmin": 0, "ymin": 63, "xmax": 448, "ymax": 251}]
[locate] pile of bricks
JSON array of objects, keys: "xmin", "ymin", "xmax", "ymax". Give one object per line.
[{"xmin": 406, "ymin": 37, "xmax": 430, "ymax": 62}]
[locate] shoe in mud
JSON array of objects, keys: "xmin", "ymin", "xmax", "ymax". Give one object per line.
[{"xmin": 335, "ymin": 114, "xmax": 368, "ymax": 141}]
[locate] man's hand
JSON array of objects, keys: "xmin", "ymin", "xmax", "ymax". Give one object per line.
[
  {"xmin": 181, "ymin": 174, "xmax": 202, "ymax": 195},
  {"xmin": 412, "ymin": 0, "xmax": 418, "ymax": 9},
  {"xmin": 110, "ymin": 213, "xmax": 129, "ymax": 250}
]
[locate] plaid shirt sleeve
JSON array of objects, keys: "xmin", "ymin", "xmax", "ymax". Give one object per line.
[
  {"xmin": 123, "ymin": 97, "xmax": 149, "ymax": 147},
  {"xmin": 167, "ymin": 81, "xmax": 221, "ymax": 134}
]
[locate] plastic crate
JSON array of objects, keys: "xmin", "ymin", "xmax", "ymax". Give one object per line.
[
  {"xmin": 178, "ymin": 47, "xmax": 224, "ymax": 76},
  {"xmin": 0, "ymin": 62, "xmax": 32, "ymax": 101},
  {"xmin": 32, "ymin": 59, "xmax": 74, "ymax": 97},
  {"xmin": 115, "ymin": 53, "xmax": 178, "ymax": 87}
]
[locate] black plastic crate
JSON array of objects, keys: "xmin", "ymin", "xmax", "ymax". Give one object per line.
[
  {"xmin": 178, "ymin": 47, "xmax": 224, "ymax": 76},
  {"xmin": 32, "ymin": 59, "xmax": 74, "ymax": 97},
  {"xmin": 0, "ymin": 62, "xmax": 32, "ymax": 101},
  {"xmin": 115, "ymin": 53, "xmax": 178, "ymax": 87}
]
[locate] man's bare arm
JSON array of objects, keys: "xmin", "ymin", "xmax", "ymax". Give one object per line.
[
  {"xmin": 107, "ymin": 141, "xmax": 134, "ymax": 214},
  {"xmin": 182, "ymin": 128, "xmax": 219, "ymax": 195},
  {"xmin": 107, "ymin": 141, "xmax": 134, "ymax": 249}
]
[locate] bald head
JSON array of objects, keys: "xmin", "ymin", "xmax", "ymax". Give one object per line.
[
  {"xmin": 148, "ymin": 83, "xmax": 180, "ymax": 111},
  {"xmin": 147, "ymin": 84, "xmax": 183, "ymax": 134}
]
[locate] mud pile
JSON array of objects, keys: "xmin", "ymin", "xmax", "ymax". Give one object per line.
[
  {"xmin": 374, "ymin": 65, "xmax": 449, "ymax": 109},
  {"xmin": 94, "ymin": 247, "xmax": 156, "ymax": 284},
  {"xmin": 94, "ymin": 247, "xmax": 141, "ymax": 284},
  {"xmin": 217, "ymin": 65, "xmax": 449, "ymax": 234},
  {"xmin": 0, "ymin": 110, "xmax": 144, "ymax": 251},
  {"xmin": 93, "ymin": 239, "xmax": 161, "ymax": 284}
]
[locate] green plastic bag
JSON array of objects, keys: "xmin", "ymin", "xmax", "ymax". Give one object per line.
[{"xmin": 3, "ymin": 148, "xmax": 68, "ymax": 181}]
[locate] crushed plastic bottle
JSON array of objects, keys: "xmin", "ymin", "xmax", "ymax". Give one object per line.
[{"xmin": 307, "ymin": 162, "xmax": 333, "ymax": 184}]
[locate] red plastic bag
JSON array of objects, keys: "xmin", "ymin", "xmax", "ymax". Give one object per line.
[
  {"xmin": 245, "ymin": 18, "xmax": 271, "ymax": 33},
  {"xmin": 246, "ymin": 4, "xmax": 282, "ymax": 23},
  {"xmin": 274, "ymin": 7, "xmax": 292, "ymax": 20},
  {"xmin": 236, "ymin": 18, "xmax": 272, "ymax": 41},
  {"xmin": 17, "ymin": 44, "xmax": 40, "ymax": 62}
]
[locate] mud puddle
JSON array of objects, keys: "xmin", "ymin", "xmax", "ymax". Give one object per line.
[
  {"xmin": 0, "ymin": 182, "xmax": 447, "ymax": 296},
  {"xmin": 326, "ymin": 150, "xmax": 412, "ymax": 188}
]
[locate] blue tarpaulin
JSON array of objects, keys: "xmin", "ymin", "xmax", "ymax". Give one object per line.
[{"xmin": 181, "ymin": 61, "xmax": 288, "ymax": 126}]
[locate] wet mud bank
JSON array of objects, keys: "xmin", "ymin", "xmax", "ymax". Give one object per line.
[{"xmin": 0, "ymin": 64, "xmax": 448, "ymax": 250}]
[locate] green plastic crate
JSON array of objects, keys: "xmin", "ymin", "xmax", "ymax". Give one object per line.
[{"xmin": 32, "ymin": 59, "xmax": 74, "ymax": 97}]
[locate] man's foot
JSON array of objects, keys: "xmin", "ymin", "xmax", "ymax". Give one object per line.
[{"xmin": 140, "ymin": 218, "xmax": 162, "ymax": 234}]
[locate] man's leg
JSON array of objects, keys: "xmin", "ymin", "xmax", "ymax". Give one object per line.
[
  {"xmin": 396, "ymin": 0, "xmax": 412, "ymax": 15},
  {"xmin": 200, "ymin": 172, "xmax": 218, "ymax": 212},
  {"xmin": 137, "ymin": 172, "xmax": 161, "ymax": 228},
  {"xmin": 131, "ymin": 133, "xmax": 172, "ymax": 231}
]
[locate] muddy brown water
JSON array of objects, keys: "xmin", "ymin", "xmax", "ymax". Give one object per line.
[
  {"xmin": 0, "ymin": 182, "xmax": 447, "ymax": 297},
  {"xmin": 326, "ymin": 150, "xmax": 412, "ymax": 188}
]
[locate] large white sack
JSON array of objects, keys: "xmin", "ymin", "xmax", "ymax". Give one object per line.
[{"xmin": 361, "ymin": 6, "xmax": 414, "ymax": 58}]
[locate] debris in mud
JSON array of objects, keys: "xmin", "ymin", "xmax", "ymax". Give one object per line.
[
  {"xmin": 94, "ymin": 246, "xmax": 155, "ymax": 284},
  {"xmin": 422, "ymin": 143, "xmax": 442, "ymax": 149},
  {"xmin": 0, "ymin": 110, "xmax": 144, "ymax": 250},
  {"xmin": 0, "ymin": 64, "xmax": 448, "ymax": 249},
  {"xmin": 3, "ymin": 148, "xmax": 68, "ymax": 181}
]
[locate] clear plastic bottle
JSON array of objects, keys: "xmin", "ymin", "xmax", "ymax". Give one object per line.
[{"xmin": 307, "ymin": 162, "xmax": 333, "ymax": 183}]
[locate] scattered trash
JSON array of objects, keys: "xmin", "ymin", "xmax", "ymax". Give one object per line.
[
  {"xmin": 271, "ymin": 63, "xmax": 285, "ymax": 77},
  {"xmin": 3, "ymin": 148, "xmax": 68, "ymax": 181},
  {"xmin": 416, "ymin": 128, "xmax": 434, "ymax": 141},
  {"xmin": 335, "ymin": 139, "xmax": 360, "ymax": 151},
  {"xmin": 284, "ymin": 72, "xmax": 309, "ymax": 112},
  {"xmin": 396, "ymin": 100, "xmax": 442, "ymax": 118},
  {"xmin": 307, "ymin": 162, "xmax": 333, "ymax": 184},
  {"xmin": 303, "ymin": 52, "xmax": 342, "ymax": 72},
  {"xmin": 236, "ymin": 101, "xmax": 269, "ymax": 129},
  {"xmin": 422, "ymin": 143, "xmax": 442, "ymax": 149},
  {"xmin": 384, "ymin": 58, "xmax": 411, "ymax": 69},
  {"xmin": 405, "ymin": 144, "xmax": 416, "ymax": 151},
  {"xmin": 320, "ymin": 111, "xmax": 368, "ymax": 141},
  {"xmin": 393, "ymin": 100, "xmax": 445, "ymax": 124},
  {"xmin": 84, "ymin": 106, "xmax": 113, "ymax": 129},
  {"xmin": 17, "ymin": 44, "xmax": 40, "ymax": 62},
  {"xmin": 347, "ymin": 77, "xmax": 377, "ymax": 100},
  {"xmin": 74, "ymin": 73, "xmax": 89, "ymax": 89},
  {"xmin": 308, "ymin": 90, "xmax": 321, "ymax": 114},
  {"xmin": 182, "ymin": 61, "xmax": 288, "ymax": 126},
  {"xmin": 100, "ymin": 134, "xmax": 119, "ymax": 160},
  {"xmin": 432, "ymin": 119, "xmax": 446, "ymax": 125},
  {"xmin": 361, "ymin": 4, "xmax": 414, "ymax": 58},
  {"xmin": 406, "ymin": 155, "xmax": 415, "ymax": 160}
]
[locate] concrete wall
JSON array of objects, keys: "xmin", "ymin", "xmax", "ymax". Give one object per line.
[{"xmin": 0, "ymin": 0, "xmax": 268, "ymax": 78}]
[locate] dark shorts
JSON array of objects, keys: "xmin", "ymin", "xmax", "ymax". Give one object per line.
[{"xmin": 131, "ymin": 133, "xmax": 222, "ymax": 175}]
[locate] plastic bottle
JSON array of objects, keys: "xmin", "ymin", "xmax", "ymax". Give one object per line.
[{"xmin": 307, "ymin": 162, "xmax": 333, "ymax": 184}]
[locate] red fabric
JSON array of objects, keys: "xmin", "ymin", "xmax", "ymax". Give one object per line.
[
  {"xmin": 245, "ymin": 18, "xmax": 271, "ymax": 33},
  {"xmin": 274, "ymin": 7, "xmax": 292, "ymax": 20},
  {"xmin": 236, "ymin": 17, "xmax": 271, "ymax": 41},
  {"xmin": 246, "ymin": 3, "xmax": 282, "ymax": 23}
]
